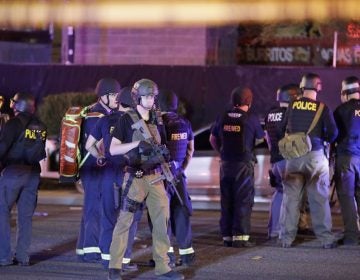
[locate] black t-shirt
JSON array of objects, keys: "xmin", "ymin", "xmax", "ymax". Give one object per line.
[
  {"xmin": 112, "ymin": 109, "xmax": 166, "ymax": 167},
  {"xmin": 211, "ymin": 108, "xmax": 264, "ymax": 162},
  {"xmin": 334, "ymin": 99, "xmax": 360, "ymax": 156}
]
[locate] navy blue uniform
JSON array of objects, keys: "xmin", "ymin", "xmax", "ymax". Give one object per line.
[
  {"xmin": 282, "ymin": 97, "xmax": 338, "ymax": 247},
  {"xmin": 264, "ymin": 106, "xmax": 287, "ymax": 238},
  {"xmin": 76, "ymin": 103, "xmax": 109, "ymax": 262},
  {"xmin": 0, "ymin": 112, "xmax": 46, "ymax": 265},
  {"xmin": 334, "ymin": 99, "xmax": 360, "ymax": 244},
  {"xmin": 211, "ymin": 108, "xmax": 264, "ymax": 242},
  {"xmin": 91, "ymin": 109, "xmax": 143, "ymax": 267},
  {"xmin": 162, "ymin": 112, "xmax": 194, "ymax": 264}
]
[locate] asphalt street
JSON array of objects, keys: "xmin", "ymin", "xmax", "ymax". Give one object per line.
[{"xmin": 1, "ymin": 189, "xmax": 359, "ymax": 280}]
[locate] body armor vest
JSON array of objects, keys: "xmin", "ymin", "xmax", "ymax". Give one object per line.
[
  {"xmin": 163, "ymin": 112, "xmax": 189, "ymax": 162},
  {"xmin": 265, "ymin": 107, "xmax": 287, "ymax": 163},
  {"xmin": 221, "ymin": 109, "xmax": 247, "ymax": 160}
]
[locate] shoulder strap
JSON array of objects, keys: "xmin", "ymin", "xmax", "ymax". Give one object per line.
[
  {"xmin": 307, "ymin": 103, "xmax": 324, "ymax": 134},
  {"xmin": 126, "ymin": 109, "xmax": 141, "ymax": 124}
]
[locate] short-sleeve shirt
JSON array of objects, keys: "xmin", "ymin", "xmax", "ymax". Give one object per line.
[
  {"xmin": 334, "ymin": 99, "xmax": 360, "ymax": 156},
  {"xmin": 90, "ymin": 110, "xmax": 126, "ymax": 167},
  {"xmin": 211, "ymin": 107, "xmax": 264, "ymax": 162},
  {"xmin": 80, "ymin": 103, "xmax": 109, "ymax": 167}
]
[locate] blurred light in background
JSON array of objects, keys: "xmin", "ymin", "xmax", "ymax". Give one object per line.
[{"xmin": 0, "ymin": 0, "xmax": 359, "ymax": 29}]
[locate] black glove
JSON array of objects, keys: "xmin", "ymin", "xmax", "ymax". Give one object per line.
[{"xmin": 138, "ymin": 140, "xmax": 153, "ymax": 155}]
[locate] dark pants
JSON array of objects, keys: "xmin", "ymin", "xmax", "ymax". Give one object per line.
[
  {"xmin": 167, "ymin": 172, "xmax": 194, "ymax": 257},
  {"xmin": 76, "ymin": 166, "xmax": 102, "ymax": 261},
  {"xmin": 335, "ymin": 154, "xmax": 360, "ymax": 242},
  {"xmin": 219, "ymin": 161, "xmax": 255, "ymax": 237},
  {"xmin": 0, "ymin": 165, "xmax": 40, "ymax": 263},
  {"xmin": 99, "ymin": 165, "xmax": 143, "ymax": 268}
]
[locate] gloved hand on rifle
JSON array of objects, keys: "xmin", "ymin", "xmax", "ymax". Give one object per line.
[{"xmin": 138, "ymin": 140, "xmax": 154, "ymax": 156}]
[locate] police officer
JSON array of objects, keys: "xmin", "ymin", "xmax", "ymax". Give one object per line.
[
  {"xmin": 333, "ymin": 76, "xmax": 360, "ymax": 246},
  {"xmin": 108, "ymin": 79, "xmax": 184, "ymax": 280},
  {"xmin": 281, "ymin": 73, "xmax": 338, "ymax": 249},
  {"xmin": 86, "ymin": 90, "xmax": 143, "ymax": 269},
  {"xmin": 76, "ymin": 78, "xmax": 121, "ymax": 262},
  {"xmin": 265, "ymin": 84, "xmax": 301, "ymax": 239},
  {"xmin": 209, "ymin": 87, "xmax": 264, "ymax": 247},
  {"xmin": 0, "ymin": 93, "xmax": 47, "ymax": 266},
  {"xmin": 159, "ymin": 90, "xmax": 195, "ymax": 266},
  {"xmin": 0, "ymin": 95, "xmax": 10, "ymax": 134}
]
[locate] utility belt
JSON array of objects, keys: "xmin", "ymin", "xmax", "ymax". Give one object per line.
[{"xmin": 124, "ymin": 166, "xmax": 162, "ymax": 178}]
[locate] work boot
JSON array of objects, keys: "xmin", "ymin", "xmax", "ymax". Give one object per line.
[
  {"xmin": 232, "ymin": 240, "xmax": 256, "ymax": 248},
  {"xmin": 168, "ymin": 252, "xmax": 176, "ymax": 268},
  {"xmin": 157, "ymin": 270, "xmax": 185, "ymax": 280},
  {"xmin": 323, "ymin": 242, "xmax": 338, "ymax": 249},
  {"xmin": 122, "ymin": 262, "xmax": 138, "ymax": 271},
  {"xmin": 108, "ymin": 268, "xmax": 122, "ymax": 280},
  {"xmin": 177, "ymin": 253, "xmax": 195, "ymax": 267},
  {"xmin": 223, "ymin": 240, "xmax": 233, "ymax": 247}
]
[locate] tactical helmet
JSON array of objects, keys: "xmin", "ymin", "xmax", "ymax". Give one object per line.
[
  {"xmin": 299, "ymin": 73, "xmax": 322, "ymax": 92},
  {"xmin": 159, "ymin": 90, "xmax": 178, "ymax": 112},
  {"xmin": 131, "ymin": 79, "xmax": 159, "ymax": 105},
  {"xmin": 341, "ymin": 76, "xmax": 359, "ymax": 95},
  {"xmin": 95, "ymin": 78, "xmax": 121, "ymax": 97},
  {"xmin": 276, "ymin": 84, "xmax": 301, "ymax": 103},
  {"xmin": 231, "ymin": 87, "xmax": 253, "ymax": 107},
  {"xmin": 11, "ymin": 92, "xmax": 35, "ymax": 113}
]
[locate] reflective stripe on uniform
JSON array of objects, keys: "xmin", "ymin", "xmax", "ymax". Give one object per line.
[
  {"xmin": 167, "ymin": 246, "xmax": 174, "ymax": 253},
  {"xmin": 76, "ymin": 247, "xmax": 101, "ymax": 255},
  {"xmin": 101, "ymin": 253, "xmax": 110, "ymax": 260},
  {"xmin": 122, "ymin": 258, "xmax": 131, "ymax": 264},
  {"xmin": 179, "ymin": 247, "xmax": 194, "ymax": 255},
  {"xmin": 223, "ymin": 236, "xmax": 232, "ymax": 242},
  {"xmin": 76, "ymin": 249, "xmax": 84, "ymax": 255},
  {"xmin": 233, "ymin": 235, "xmax": 250, "ymax": 241}
]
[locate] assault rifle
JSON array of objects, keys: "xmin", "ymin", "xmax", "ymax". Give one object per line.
[{"xmin": 131, "ymin": 119, "xmax": 184, "ymax": 207}]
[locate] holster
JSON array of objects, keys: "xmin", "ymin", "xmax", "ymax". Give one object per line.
[{"xmin": 113, "ymin": 182, "xmax": 122, "ymax": 210}]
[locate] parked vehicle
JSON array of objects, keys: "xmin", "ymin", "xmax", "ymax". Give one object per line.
[{"xmin": 185, "ymin": 124, "xmax": 273, "ymax": 199}]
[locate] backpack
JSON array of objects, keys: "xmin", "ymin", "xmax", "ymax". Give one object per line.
[
  {"xmin": 278, "ymin": 103, "xmax": 324, "ymax": 160},
  {"xmin": 59, "ymin": 106, "xmax": 103, "ymax": 183},
  {"xmin": 7, "ymin": 115, "xmax": 47, "ymax": 165}
]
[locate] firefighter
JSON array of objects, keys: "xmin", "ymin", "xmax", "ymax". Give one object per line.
[
  {"xmin": 85, "ymin": 88, "xmax": 143, "ymax": 269},
  {"xmin": 333, "ymin": 76, "xmax": 360, "ymax": 246},
  {"xmin": 159, "ymin": 90, "xmax": 195, "ymax": 266},
  {"xmin": 281, "ymin": 73, "xmax": 338, "ymax": 249},
  {"xmin": 76, "ymin": 78, "xmax": 121, "ymax": 262},
  {"xmin": 209, "ymin": 87, "xmax": 264, "ymax": 247},
  {"xmin": 108, "ymin": 79, "xmax": 184, "ymax": 280}
]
